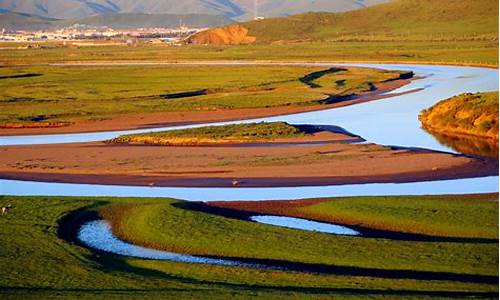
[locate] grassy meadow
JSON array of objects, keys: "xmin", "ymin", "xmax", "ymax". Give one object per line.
[
  {"xmin": 0, "ymin": 194, "xmax": 497, "ymax": 299},
  {"xmin": 0, "ymin": 65, "xmax": 403, "ymax": 126},
  {"xmin": 0, "ymin": 39, "xmax": 497, "ymax": 66}
]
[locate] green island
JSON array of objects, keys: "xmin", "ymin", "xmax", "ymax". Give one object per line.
[
  {"xmin": 0, "ymin": 194, "xmax": 497, "ymax": 299},
  {"xmin": 0, "ymin": 65, "xmax": 405, "ymax": 127},
  {"xmin": 419, "ymin": 92, "xmax": 499, "ymax": 140},
  {"xmin": 110, "ymin": 122, "xmax": 309, "ymax": 145},
  {"xmin": 419, "ymin": 92, "xmax": 499, "ymax": 157}
]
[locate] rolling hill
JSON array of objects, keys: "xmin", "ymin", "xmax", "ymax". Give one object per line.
[
  {"xmin": 189, "ymin": 0, "xmax": 499, "ymax": 44},
  {"xmin": 0, "ymin": 0, "xmax": 389, "ymax": 20}
]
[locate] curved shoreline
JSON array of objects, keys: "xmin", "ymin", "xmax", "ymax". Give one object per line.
[
  {"xmin": 0, "ymin": 159, "xmax": 496, "ymax": 188},
  {"xmin": 58, "ymin": 206, "xmax": 498, "ymax": 284},
  {"xmin": 1, "ymin": 134, "xmax": 496, "ymax": 188},
  {"xmin": 184, "ymin": 201, "xmax": 497, "ymax": 244},
  {"xmin": 79, "ymin": 219, "xmax": 263, "ymax": 267}
]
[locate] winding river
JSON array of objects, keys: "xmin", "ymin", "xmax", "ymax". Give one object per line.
[{"xmin": 0, "ymin": 63, "xmax": 498, "ymax": 200}]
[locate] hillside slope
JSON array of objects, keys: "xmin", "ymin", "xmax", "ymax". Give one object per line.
[
  {"xmin": 189, "ymin": 0, "xmax": 498, "ymax": 44},
  {"xmin": 0, "ymin": 12, "xmax": 58, "ymax": 30},
  {"xmin": 186, "ymin": 24, "xmax": 256, "ymax": 45},
  {"xmin": 0, "ymin": 12, "xmax": 232, "ymax": 30}
]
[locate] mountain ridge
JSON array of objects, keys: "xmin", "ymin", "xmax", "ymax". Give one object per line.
[
  {"xmin": 0, "ymin": 11, "xmax": 232, "ymax": 30},
  {"xmin": 0, "ymin": 0, "xmax": 389, "ymax": 20}
]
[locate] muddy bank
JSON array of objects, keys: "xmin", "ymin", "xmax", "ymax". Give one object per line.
[{"xmin": 0, "ymin": 128, "xmax": 496, "ymax": 187}]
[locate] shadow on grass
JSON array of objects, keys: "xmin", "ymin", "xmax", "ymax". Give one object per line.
[
  {"xmin": 179, "ymin": 202, "xmax": 498, "ymax": 244},
  {"xmin": 0, "ymin": 73, "xmax": 43, "ymax": 80},
  {"xmin": 299, "ymin": 68, "xmax": 346, "ymax": 89},
  {"xmin": 56, "ymin": 203, "xmax": 498, "ymax": 298}
]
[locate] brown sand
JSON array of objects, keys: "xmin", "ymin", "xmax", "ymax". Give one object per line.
[{"xmin": 0, "ymin": 129, "xmax": 496, "ymax": 187}]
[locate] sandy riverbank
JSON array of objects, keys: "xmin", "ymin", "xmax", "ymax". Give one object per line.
[{"xmin": 0, "ymin": 128, "xmax": 496, "ymax": 187}]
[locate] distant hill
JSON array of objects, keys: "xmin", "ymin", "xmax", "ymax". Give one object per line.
[
  {"xmin": 189, "ymin": 0, "xmax": 498, "ymax": 44},
  {"xmin": 0, "ymin": 12, "xmax": 57, "ymax": 30},
  {"xmin": 0, "ymin": 0, "xmax": 389, "ymax": 20},
  {"xmin": 58, "ymin": 13, "xmax": 232, "ymax": 29},
  {"xmin": 0, "ymin": 12, "xmax": 232, "ymax": 30}
]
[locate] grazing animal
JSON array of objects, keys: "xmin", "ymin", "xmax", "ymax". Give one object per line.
[{"xmin": 1, "ymin": 205, "xmax": 12, "ymax": 215}]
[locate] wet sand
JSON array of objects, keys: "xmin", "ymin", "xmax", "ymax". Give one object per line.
[
  {"xmin": 0, "ymin": 78, "xmax": 414, "ymax": 136},
  {"xmin": 0, "ymin": 129, "xmax": 496, "ymax": 187}
]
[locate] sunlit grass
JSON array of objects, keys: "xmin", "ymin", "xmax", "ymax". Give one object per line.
[{"xmin": 0, "ymin": 65, "xmax": 403, "ymax": 125}]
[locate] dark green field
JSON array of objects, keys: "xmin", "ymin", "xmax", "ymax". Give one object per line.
[{"xmin": 0, "ymin": 194, "xmax": 497, "ymax": 299}]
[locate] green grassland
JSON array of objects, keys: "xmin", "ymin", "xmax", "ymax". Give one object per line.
[
  {"xmin": 110, "ymin": 122, "xmax": 308, "ymax": 145},
  {"xmin": 0, "ymin": 39, "xmax": 497, "ymax": 66},
  {"xmin": 420, "ymin": 92, "xmax": 499, "ymax": 140},
  {"xmin": 0, "ymin": 194, "xmax": 497, "ymax": 299},
  {"xmin": 0, "ymin": 65, "xmax": 403, "ymax": 125}
]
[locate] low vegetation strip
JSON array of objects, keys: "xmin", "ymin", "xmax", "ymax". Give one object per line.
[
  {"xmin": 109, "ymin": 122, "xmax": 308, "ymax": 145},
  {"xmin": 419, "ymin": 92, "xmax": 499, "ymax": 140}
]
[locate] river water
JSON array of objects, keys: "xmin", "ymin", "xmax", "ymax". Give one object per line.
[{"xmin": 0, "ymin": 63, "xmax": 498, "ymax": 200}]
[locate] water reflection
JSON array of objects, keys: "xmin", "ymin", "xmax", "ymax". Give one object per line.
[{"xmin": 424, "ymin": 129, "xmax": 499, "ymax": 158}]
